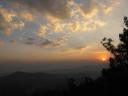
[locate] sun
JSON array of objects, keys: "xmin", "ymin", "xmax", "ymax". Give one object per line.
[{"xmin": 101, "ymin": 57, "xmax": 106, "ymax": 61}]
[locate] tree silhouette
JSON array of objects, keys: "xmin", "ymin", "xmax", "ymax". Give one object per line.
[
  {"xmin": 67, "ymin": 78, "xmax": 76, "ymax": 90},
  {"xmin": 101, "ymin": 16, "xmax": 128, "ymax": 70}
]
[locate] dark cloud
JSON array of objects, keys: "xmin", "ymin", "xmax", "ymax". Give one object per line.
[
  {"xmin": 77, "ymin": 0, "xmax": 96, "ymax": 14},
  {"xmin": 25, "ymin": 42, "xmax": 34, "ymax": 45},
  {"xmin": 23, "ymin": 37, "xmax": 35, "ymax": 45},
  {"xmin": 27, "ymin": 37, "xmax": 35, "ymax": 41},
  {"xmin": 40, "ymin": 39, "xmax": 53, "ymax": 48},
  {"xmin": 39, "ymin": 39, "xmax": 60, "ymax": 48},
  {"xmin": 10, "ymin": 0, "xmax": 71, "ymax": 19},
  {"xmin": 0, "ymin": 13, "xmax": 8, "ymax": 32},
  {"xmin": 10, "ymin": 39, "xmax": 17, "ymax": 44},
  {"xmin": 74, "ymin": 45, "xmax": 87, "ymax": 50}
]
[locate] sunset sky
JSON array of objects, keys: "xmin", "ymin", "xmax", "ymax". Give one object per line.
[{"xmin": 0, "ymin": 0, "xmax": 128, "ymax": 66}]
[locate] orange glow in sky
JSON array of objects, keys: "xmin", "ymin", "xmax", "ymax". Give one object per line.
[{"xmin": 95, "ymin": 51, "xmax": 110, "ymax": 62}]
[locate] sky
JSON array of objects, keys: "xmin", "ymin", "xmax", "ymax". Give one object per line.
[{"xmin": 0, "ymin": 0, "xmax": 128, "ymax": 73}]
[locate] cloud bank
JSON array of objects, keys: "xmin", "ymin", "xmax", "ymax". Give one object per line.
[{"xmin": 0, "ymin": 0, "xmax": 120, "ymax": 48}]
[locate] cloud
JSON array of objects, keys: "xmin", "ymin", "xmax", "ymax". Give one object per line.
[
  {"xmin": 96, "ymin": 0, "xmax": 120, "ymax": 15},
  {"xmin": 0, "ymin": 7, "xmax": 14, "ymax": 35},
  {"xmin": 39, "ymin": 37, "xmax": 67, "ymax": 48},
  {"xmin": 60, "ymin": 44, "xmax": 88, "ymax": 53},
  {"xmin": 74, "ymin": 45, "xmax": 88, "ymax": 50},
  {"xmin": 37, "ymin": 25, "xmax": 47, "ymax": 37},
  {"xmin": 39, "ymin": 39, "xmax": 53, "ymax": 48},
  {"xmin": 0, "ymin": 7, "xmax": 16, "ymax": 22},
  {"xmin": 39, "ymin": 39, "xmax": 64, "ymax": 48},
  {"xmin": 0, "ymin": 0, "xmax": 120, "ymax": 47},
  {"xmin": 9, "ymin": 0, "xmax": 120, "ymax": 21},
  {"xmin": 22, "ymin": 33, "xmax": 67, "ymax": 48},
  {"xmin": 0, "ymin": 7, "xmax": 25, "ymax": 36},
  {"xmin": 10, "ymin": 39, "xmax": 17, "ymax": 44},
  {"xmin": 10, "ymin": 0, "xmax": 71, "ymax": 20},
  {"xmin": 0, "ymin": 39, "xmax": 4, "ymax": 46},
  {"xmin": 23, "ymin": 37, "xmax": 35, "ymax": 45},
  {"xmin": 18, "ymin": 11, "xmax": 34, "ymax": 21}
]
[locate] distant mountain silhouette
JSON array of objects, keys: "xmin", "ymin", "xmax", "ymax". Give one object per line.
[
  {"xmin": 0, "ymin": 72, "xmax": 67, "ymax": 96},
  {"xmin": 3, "ymin": 72, "xmax": 52, "ymax": 78}
]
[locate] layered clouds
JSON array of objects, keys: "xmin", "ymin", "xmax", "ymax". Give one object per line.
[{"xmin": 0, "ymin": 0, "xmax": 120, "ymax": 48}]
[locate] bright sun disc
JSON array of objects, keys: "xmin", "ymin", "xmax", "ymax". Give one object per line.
[{"xmin": 102, "ymin": 57, "xmax": 106, "ymax": 61}]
